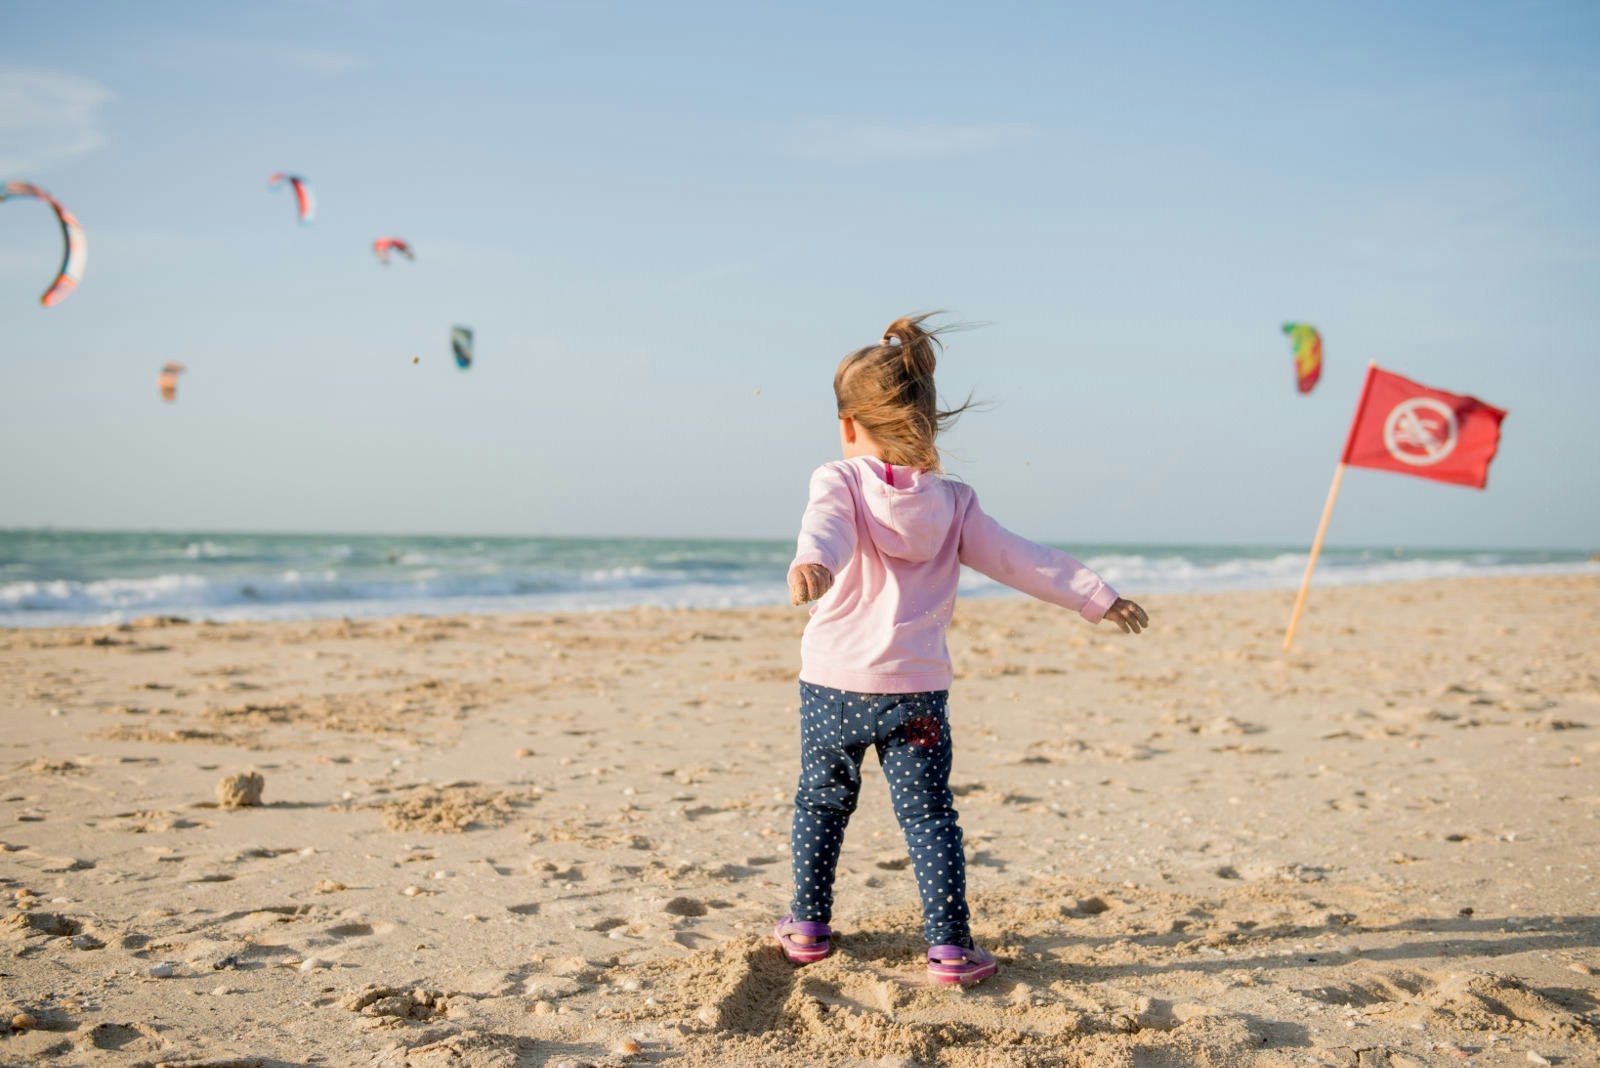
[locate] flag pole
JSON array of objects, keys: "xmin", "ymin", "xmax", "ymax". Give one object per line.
[
  {"xmin": 1282, "ymin": 462, "xmax": 1346, "ymax": 651},
  {"xmin": 1283, "ymin": 360, "xmax": 1378, "ymax": 652}
]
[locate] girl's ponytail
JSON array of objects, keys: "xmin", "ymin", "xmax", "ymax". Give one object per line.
[{"xmin": 882, "ymin": 315, "xmax": 939, "ymax": 384}]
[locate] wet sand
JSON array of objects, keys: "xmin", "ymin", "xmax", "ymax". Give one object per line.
[{"xmin": 2, "ymin": 575, "xmax": 1597, "ymax": 1067}]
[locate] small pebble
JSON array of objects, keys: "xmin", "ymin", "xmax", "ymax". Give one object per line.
[
  {"xmin": 1568, "ymin": 961, "xmax": 1594, "ymax": 975},
  {"xmin": 514, "ymin": 748, "xmax": 533, "ymax": 758},
  {"xmin": 148, "ymin": 962, "xmax": 176, "ymax": 978},
  {"xmin": 10, "ymin": 1012, "xmax": 37, "ymax": 1030},
  {"xmin": 531, "ymin": 1000, "xmax": 554, "ymax": 1015},
  {"xmin": 1526, "ymin": 1053, "xmax": 1551, "ymax": 1066},
  {"xmin": 617, "ymin": 1039, "xmax": 641, "ymax": 1055},
  {"xmin": 619, "ymin": 979, "xmax": 641, "ymax": 992},
  {"xmin": 211, "ymin": 985, "xmax": 232, "ymax": 996},
  {"xmin": 402, "ymin": 885, "xmax": 424, "ymax": 897},
  {"xmin": 300, "ymin": 957, "xmax": 327, "ymax": 972}
]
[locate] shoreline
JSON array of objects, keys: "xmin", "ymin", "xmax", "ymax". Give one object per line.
[
  {"xmin": 4, "ymin": 526, "xmax": 1595, "ymax": 632},
  {"xmin": 6, "ymin": 562, "xmax": 1598, "ymax": 633},
  {"xmin": 2, "ymin": 574, "xmax": 1596, "ymax": 1065}
]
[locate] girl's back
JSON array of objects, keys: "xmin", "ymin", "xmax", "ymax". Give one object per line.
[
  {"xmin": 795, "ymin": 451, "xmax": 1116, "ymax": 695},
  {"xmin": 794, "ymin": 455, "xmax": 972, "ymax": 694}
]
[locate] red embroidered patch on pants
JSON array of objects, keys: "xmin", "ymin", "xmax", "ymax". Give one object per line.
[{"xmin": 905, "ymin": 714, "xmax": 942, "ymax": 748}]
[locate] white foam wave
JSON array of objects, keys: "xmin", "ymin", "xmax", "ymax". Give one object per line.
[{"xmin": 2, "ymin": 550, "xmax": 1593, "ymax": 628}]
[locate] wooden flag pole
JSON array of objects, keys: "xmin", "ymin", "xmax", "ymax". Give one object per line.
[
  {"xmin": 1284, "ymin": 360, "xmax": 1378, "ymax": 651},
  {"xmin": 1282, "ymin": 462, "xmax": 1346, "ymax": 651}
]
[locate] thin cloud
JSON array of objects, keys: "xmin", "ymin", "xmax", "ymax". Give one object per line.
[
  {"xmin": 277, "ymin": 49, "xmax": 367, "ymax": 74},
  {"xmin": 160, "ymin": 38, "xmax": 367, "ymax": 76},
  {"xmin": 1334, "ymin": 181, "xmax": 1599, "ymax": 278},
  {"xmin": 780, "ymin": 117, "xmax": 1034, "ymax": 163},
  {"xmin": 0, "ymin": 69, "xmax": 115, "ymax": 174}
]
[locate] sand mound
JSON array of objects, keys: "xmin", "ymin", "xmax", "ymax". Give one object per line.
[
  {"xmin": 216, "ymin": 770, "xmax": 265, "ymax": 807},
  {"xmin": 606, "ymin": 895, "xmax": 1304, "ymax": 1068},
  {"xmin": 374, "ymin": 783, "xmax": 540, "ymax": 833}
]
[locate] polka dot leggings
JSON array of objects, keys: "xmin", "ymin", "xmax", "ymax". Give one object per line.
[{"xmin": 789, "ymin": 681, "xmax": 972, "ymax": 948}]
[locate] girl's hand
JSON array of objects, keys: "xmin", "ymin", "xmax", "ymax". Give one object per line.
[
  {"xmin": 1101, "ymin": 598, "xmax": 1149, "ymax": 634},
  {"xmin": 789, "ymin": 564, "xmax": 834, "ymax": 605}
]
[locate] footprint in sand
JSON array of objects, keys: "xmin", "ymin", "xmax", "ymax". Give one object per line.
[
  {"xmin": 87, "ymin": 1021, "xmax": 163, "ymax": 1052},
  {"xmin": 1301, "ymin": 965, "xmax": 1597, "ymax": 1042},
  {"xmin": 662, "ymin": 897, "xmax": 708, "ymax": 917}
]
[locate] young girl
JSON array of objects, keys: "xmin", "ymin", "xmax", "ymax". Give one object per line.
[{"xmin": 775, "ymin": 314, "xmax": 1148, "ymax": 986}]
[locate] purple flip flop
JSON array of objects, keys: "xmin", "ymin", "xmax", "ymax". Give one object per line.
[
  {"xmin": 775, "ymin": 915, "xmax": 832, "ymax": 964},
  {"xmin": 927, "ymin": 943, "xmax": 998, "ymax": 985}
]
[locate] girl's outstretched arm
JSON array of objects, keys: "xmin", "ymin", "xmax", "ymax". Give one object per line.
[
  {"xmin": 957, "ymin": 489, "xmax": 1120, "ymax": 622},
  {"xmin": 790, "ymin": 463, "xmax": 858, "ymax": 593}
]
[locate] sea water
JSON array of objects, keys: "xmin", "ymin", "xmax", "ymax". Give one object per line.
[{"xmin": 0, "ymin": 529, "xmax": 1593, "ymax": 628}]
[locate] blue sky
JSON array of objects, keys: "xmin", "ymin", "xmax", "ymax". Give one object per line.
[{"xmin": 2, "ymin": 1, "xmax": 1596, "ymax": 549}]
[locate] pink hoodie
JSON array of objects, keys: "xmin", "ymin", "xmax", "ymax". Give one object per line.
[{"xmin": 790, "ymin": 456, "xmax": 1118, "ymax": 694}]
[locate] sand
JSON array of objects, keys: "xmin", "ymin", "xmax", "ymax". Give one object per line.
[{"xmin": 1, "ymin": 575, "xmax": 1596, "ymax": 1067}]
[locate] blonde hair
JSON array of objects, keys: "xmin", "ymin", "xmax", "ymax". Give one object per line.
[{"xmin": 834, "ymin": 313, "xmax": 974, "ymax": 472}]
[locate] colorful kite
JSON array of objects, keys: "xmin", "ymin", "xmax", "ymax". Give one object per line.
[
  {"xmin": 1282, "ymin": 322, "xmax": 1323, "ymax": 394},
  {"xmin": 1, "ymin": 182, "xmax": 87, "ymax": 307},
  {"xmin": 267, "ymin": 172, "xmax": 316, "ymax": 225},
  {"xmin": 451, "ymin": 326, "xmax": 473, "ymax": 370},
  {"xmin": 158, "ymin": 362, "xmax": 188, "ymax": 403},
  {"xmin": 373, "ymin": 237, "xmax": 414, "ymax": 265}
]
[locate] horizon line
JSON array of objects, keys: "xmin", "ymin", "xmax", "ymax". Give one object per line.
[{"xmin": 1, "ymin": 525, "xmax": 1593, "ymax": 557}]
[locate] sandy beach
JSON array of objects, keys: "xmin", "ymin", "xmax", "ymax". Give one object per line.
[{"xmin": 1, "ymin": 574, "xmax": 1596, "ymax": 1067}]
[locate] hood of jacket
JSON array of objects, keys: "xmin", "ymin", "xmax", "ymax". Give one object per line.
[{"xmin": 850, "ymin": 456, "xmax": 957, "ymax": 564}]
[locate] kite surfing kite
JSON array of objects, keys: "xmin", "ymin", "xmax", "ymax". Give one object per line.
[
  {"xmin": 158, "ymin": 362, "xmax": 187, "ymax": 403},
  {"xmin": 373, "ymin": 237, "xmax": 414, "ymax": 265},
  {"xmin": 267, "ymin": 172, "xmax": 315, "ymax": 225},
  {"xmin": 1282, "ymin": 322, "xmax": 1323, "ymax": 394},
  {"xmin": 1, "ymin": 182, "xmax": 87, "ymax": 307},
  {"xmin": 451, "ymin": 326, "xmax": 473, "ymax": 370}
]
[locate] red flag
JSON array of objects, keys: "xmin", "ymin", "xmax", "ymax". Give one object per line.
[{"xmin": 1340, "ymin": 365, "xmax": 1507, "ymax": 489}]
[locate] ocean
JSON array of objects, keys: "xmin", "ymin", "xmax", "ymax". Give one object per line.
[{"xmin": 0, "ymin": 529, "xmax": 1593, "ymax": 628}]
